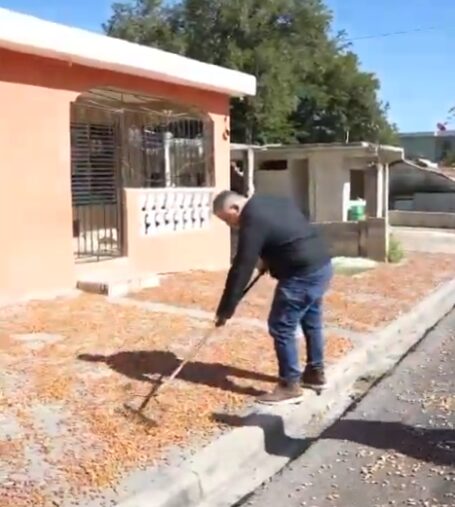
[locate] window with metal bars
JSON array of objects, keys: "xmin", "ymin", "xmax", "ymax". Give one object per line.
[
  {"xmin": 121, "ymin": 112, "xmax": 214, "ymax": 189},
  {"xmin": 70, "ymin": 122, "xmax": 118, "ymax": 206},
  {"xmin": 70, "ymin": 93, "xmax": 215, "ymax": 203}
]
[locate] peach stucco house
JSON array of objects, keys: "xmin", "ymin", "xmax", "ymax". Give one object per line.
[{"xmin": 0, "ymin": 8, "xmax": 256, "ymax": 304}]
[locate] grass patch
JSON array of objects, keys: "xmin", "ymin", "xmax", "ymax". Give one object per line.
[{"xmin": 388, "ymin": 234, "xmax": 405, "ymax": 263}]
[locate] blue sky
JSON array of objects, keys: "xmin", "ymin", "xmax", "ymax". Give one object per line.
[{"xmin": 1, "ymin": 0, "xmax": 454, "ymax": 132}]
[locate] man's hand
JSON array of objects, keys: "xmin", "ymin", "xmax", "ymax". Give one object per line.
[{"xmin": 215, "ymin": 315, "xmax": 227, "ymax": 328}]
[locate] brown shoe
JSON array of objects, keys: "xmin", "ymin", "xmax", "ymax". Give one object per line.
[
  {"xmin": 302, "ymin": 366, "xmax": 327, "ymax": 390},
  {"xmin": 257, "ymin": 380, "xmax": 304, "ymax": 406}
]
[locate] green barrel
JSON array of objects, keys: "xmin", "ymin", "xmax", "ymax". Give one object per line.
[{"xmin": 348, "ymin": 201, "xmax": 366, "ymax": 221}]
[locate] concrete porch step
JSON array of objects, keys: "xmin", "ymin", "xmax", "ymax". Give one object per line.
[{"xmin": 75, "ymin": 258, "xmax": 160, "ymax": 297}]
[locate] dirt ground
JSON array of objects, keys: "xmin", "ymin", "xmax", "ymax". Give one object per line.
[
  {"xmin": 0, "ymin": 295, "xmax": 350, "ymax": 507},
  {"xmin": 0, "ymin": 253, "xmax": 453, "ymax": 505},
  {"xmin": 133, "ymin": 253, "xmax": 455, "ymax": 331}
]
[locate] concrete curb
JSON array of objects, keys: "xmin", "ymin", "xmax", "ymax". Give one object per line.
[{"xmin": 117, "ymin": 278, "xmax": 455, "ymax": 507}]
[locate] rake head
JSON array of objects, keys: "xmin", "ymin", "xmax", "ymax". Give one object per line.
[{"xmin": 121, "ymin": 400, "xmax": 159, "ymax": 428}]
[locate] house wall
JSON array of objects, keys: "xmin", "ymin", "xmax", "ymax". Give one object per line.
[
  {"xmin": 252, "ymin": 151, "xmax": 348, "ymax": 221},
  {"xmin": 315, "ymin": 222, "xmax": 362, "ymax": 258},
  {"xmin": 124, "ymin": 188, "xmax": 228, "ymax": 273},
  {"xmin": 0, "ymin": 48, "xmax": 230, "ymax": 304},
  {"xmin": 252, "ymin": 151, "xmax": 291, "ymax": 198},
  {"xmin": 399, "ymin": 135, "xmax": 437, "ymax": 161},
  {"xmin": 435, "ymin": 136, "xmax": 455, "ymax": 161},
  {"xmin": 308, "ymin": 152, "xmax": 351, "ymax": 222},
  {"xmin": 252, "ymin": 151, "xmax": 377, "ymax": 223},
  {"xmin": 290, "ymin": 159, "xmax": 310, "ymax": 217},
  {"xmin": 413, "ymin": 193, "xmax": 455, "ymax": 213},
  {"xmin": 394, "ymin": 193, "xmax": 455, "ymax": 213},
  {"xmin": 399, "ymin": 133, "xmax": 455, "ymax": 162},
  {"xmin": 255, "ymin": 170, "xmax": 293, "ymax": 197},
  {"xmin": 315, "ymin": 218, "xmax": 387, "ymax": 261}
]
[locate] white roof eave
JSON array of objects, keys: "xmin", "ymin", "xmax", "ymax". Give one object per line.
[{"xmin": 0, "ymin": 8, "xmax": 257, "ymax": 98}]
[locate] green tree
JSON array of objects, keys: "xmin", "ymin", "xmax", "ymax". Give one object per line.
[
  {"xmin": 104, "ymin": 0, "xmax": 397, "ymax": 145},
  {"xmin": 104, "ymin": 0, "xmax": 185, "ymax": 53},
  {"xmin": 292, "ymin": 46, "xmax": 398, "ymax": 144}
]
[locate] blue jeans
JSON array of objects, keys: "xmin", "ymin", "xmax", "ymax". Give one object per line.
[{"xmin": 267, "ymin": 262, "xmax": 333, "ymax": 383}]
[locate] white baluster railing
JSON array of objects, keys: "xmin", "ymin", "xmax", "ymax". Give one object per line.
[{"xmin": 140, "ymin": 188, "xmax": 214, "ymax": 236}]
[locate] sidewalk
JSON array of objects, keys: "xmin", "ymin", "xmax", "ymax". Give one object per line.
[{"xmin": 0, "ymin": 253, "xmax": 454, "ymax": 506}]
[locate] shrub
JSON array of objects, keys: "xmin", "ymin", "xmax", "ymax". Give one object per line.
[{"xmin": 388, "ymin": 234, "xmax": 405, "ymax": 263}]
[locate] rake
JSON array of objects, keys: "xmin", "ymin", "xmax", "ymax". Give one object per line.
[{"xmin": 123, "ymin": 272, "xmax": 263, "ymax": 427}]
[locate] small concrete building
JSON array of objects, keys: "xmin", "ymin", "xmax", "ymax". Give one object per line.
[
  {"xmin": 0, "ymin": 8, "xmax": 256, "ymax": 304},
  {"xmin": 231, "ymin": 142, "xmax": 404, "ymax": 261},
  {"xmin": 399, "ymin": 130, "xmax": 455, "ymax": 163}
]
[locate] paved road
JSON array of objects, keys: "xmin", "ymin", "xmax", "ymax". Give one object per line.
[{"xmin": 241, "ymin": 310, "xmax": 455, "ymax": 507}]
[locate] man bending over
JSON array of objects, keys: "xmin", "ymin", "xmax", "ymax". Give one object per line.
[{"xmin": 213, "ymin": 190, "xmax": 333, "ymax": 405}]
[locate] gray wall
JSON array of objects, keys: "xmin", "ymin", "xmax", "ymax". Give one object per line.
[
  {"xmin": 399, "ymin": 135, "xmax": 437, "ymax": 161},
  {"xmin": 309, "ymin": 152, "xmax": 350, "ymax": 222},
  {"xmin": 389, "ymin": 210, "xmax": 455, "ymax": 229},
  {"xmin": 392, "ymin": 192, "xmax": 455, "ymax": 213},
  {"xmin": 231, "ymin": 218, "xmax": 387, "ymax": 262},
  {"xmin": 392, "ymin": 226, "xmax": 455, "ymax": 254},
  {"xmin": 398, "ymin": 134, "xmax": 455, "ymax": 163},
  {"xmin": 413, "ymin": 193, "xmax": 455, "ymax": 212},
  {"xmin": 315, "ymin": 218, "xmax": 387, "ymax": 261}
]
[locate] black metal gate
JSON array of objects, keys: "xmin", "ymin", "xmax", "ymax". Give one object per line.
[{"xmin": 70, "ymin": 103, "xmax": 123, "ymax": 261}]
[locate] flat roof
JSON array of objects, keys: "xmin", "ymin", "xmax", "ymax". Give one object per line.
[
  {"xmin": 0, "ymin": 8, "xmax": 256, "ymax": 98},
  {"xmin": 231, "ymin": 141, "xmax": 403, "ymax": 153},
  {"xmin": 399, "ymin": 130, "xmax": 455, "ymax": 138},
  {"xmin": 230, "ymin": 142, "xmax": 404, "ymax": 164}
]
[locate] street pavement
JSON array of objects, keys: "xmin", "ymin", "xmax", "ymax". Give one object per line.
[{"xmin": 240, "ymin": 310, "xmax": 455, "ymax": 507}]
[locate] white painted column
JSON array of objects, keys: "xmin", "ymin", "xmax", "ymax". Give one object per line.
[
  {"xmin": 365, "ymin": 163, "xmax": 383, "ymax": 218},
  {"xmin": 342, "ymin": 181, "xmax": 351, "ymax": 221},
  {"xmin": 383, "ymin": 163, "xmax": 390, "ymax": 256},
  {"xmin": 244, "ymin": 147, "xmax": 255, "ymax": 196},
  {"xmin": 383, "ymin": 163, "xmax": 390, "ymax": 218},
  {"xmin": 377, "ymin": 163, "xmax": 384, "ymax": 218},
  {"xmin": 163, "ymin": 132, "xmax": 172, "ymax": 187}
]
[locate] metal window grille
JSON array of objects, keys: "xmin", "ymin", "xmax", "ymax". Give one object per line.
[
  {"xmin": 70, "ymin": 104, "xmax": 122, "ymax": 261},
  {"xmin": 70, "ymin": 122, "xmax": 118, "ymax": 206},
  {"xmin": 70, "ymin": 90, "xmax": 214, "ymax": 261},
  {"xmin": 121, "ymin": 109, "xmax": 214, "ymax": 189}
]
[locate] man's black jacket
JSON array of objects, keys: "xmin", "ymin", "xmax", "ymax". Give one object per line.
[{"xmin": 216, "ymin": 194, "xmax": 331, "ymax": 319}]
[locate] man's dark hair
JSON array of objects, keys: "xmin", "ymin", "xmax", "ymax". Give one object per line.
[{"xmin": 212, "ymin": 190, "xmax": 242, "ymax": 213}]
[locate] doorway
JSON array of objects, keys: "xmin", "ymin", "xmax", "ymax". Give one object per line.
[{"xmin": 291, "ymin": 159, "xmax": 311, "ymax": 219}]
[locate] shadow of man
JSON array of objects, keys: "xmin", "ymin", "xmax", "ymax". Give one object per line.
[
  {"xmin": 212, "ymin": 412, "xmax": 311, "ymax": 459},
  {"xmin": 78, "ymin": 350, "xmax": 277, "ymax": 397},
  {"xmin": 322, "ymin": 419, "xmax": 455, "ymax": 467},
  {"xmin": 213, "ymin": 412, "xmax": 455, "ymax": 467}
]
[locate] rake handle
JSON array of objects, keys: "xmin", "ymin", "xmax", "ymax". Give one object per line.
[
  {"xmin": 137, "ymin": 327, "xmax": 214, "ymax": 410},
  {"xmin": 137, "ymin": 272, "xmax": 263, "ymax": 411}
]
